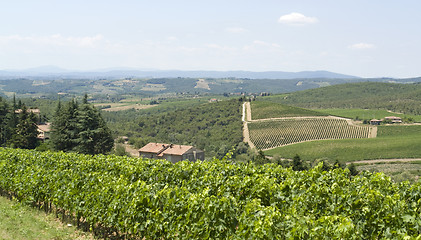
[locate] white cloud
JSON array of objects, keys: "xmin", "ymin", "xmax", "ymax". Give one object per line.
[
  {"xmin": 167, "ymin": 36, "xmax": 178, "ymax": 41},
  {"xmin": 0, "ymin": 34, "xmax": 104, "ymax": 47},
  {"xmin": 225, "ymin": 27, "xmax": 248, "ymax": 33},
  {"xmin": 348, "ymin": 43, "xmax": 375, "ymax": 50},
  {"xmin": 278, "ymin": 12, "xmax": 318, "ymax": 25}
]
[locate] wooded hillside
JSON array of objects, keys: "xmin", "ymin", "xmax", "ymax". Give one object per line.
[{"xmin": 270, "ymin": 82, "xmax": 421, "ymax": 115}]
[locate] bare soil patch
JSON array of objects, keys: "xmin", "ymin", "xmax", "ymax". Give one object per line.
[
  {"xmin": 194, "ymin": 79, "xmax": 211, "ymax": 90},
  {"xmin": 102, "ymin": 104, "xmax": 155, "ymax": 112}
]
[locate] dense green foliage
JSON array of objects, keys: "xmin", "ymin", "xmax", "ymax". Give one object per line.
[
  {"xmin": 251, "ymin": 101, "xmax": 327, "ymax": 120},
  {"xmin": 4, "ymin": 77, "xmax": 421, "ymax": 99},
  {"xmin": 0, "ymin": 97, "xmax": 39, "ymax": 149},
  {"xmin": 265, "ymin": 125, "xmax": 421, "ymax": 163},
  {"xmin": 1, "ymin": 148, "xmax": 421, "ymax": 238},
  {"xmin": 106, "ymin": 99, "xmax": 243, "ymax": 158},
  {"xmin": 268, "ymin": 82, "xmax": 421, "ymax": 115},
  {"xmin": 50, "ymin": 96, "xmax": 113, "ymax": 155}
]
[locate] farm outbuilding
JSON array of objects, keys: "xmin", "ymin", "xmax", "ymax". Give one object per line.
[
  {"xmin": 37, "ymin": 123, "xmax": 51, "ymax": 140},
  {"xmin": 370, "ymin": 119, "xmax": 382, "ymax": 125},
  {"xmin": 139, "ymin": 143, "xmax": 204, "ymax": 163},
  {"xmin": 384, "ymin": 116, "xmax": 402, "ymax": 123}
]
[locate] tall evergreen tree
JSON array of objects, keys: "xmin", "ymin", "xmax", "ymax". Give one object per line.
[
  {"xmin": 51, "ymin": 95, "xmax": 113, "ymax": 154},
  {"xmin": 51, "ymin": 99, "xmax": 79, "ymax": 151},
  {"xmin": 10, "ymin": 105, "xmax": 39, "ymax": 149},
  {"xmin": 75, "ymin": 95, "xmax": 113, "ymax": 154},
  {"xmin": 0, "ymin": 97, "xmax": 10, "ymax": 145}
]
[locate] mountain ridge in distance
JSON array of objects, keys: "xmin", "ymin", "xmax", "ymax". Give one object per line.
[{"xmin": 0, "ymin": 66, "xmax": 359, "ymax": 79}]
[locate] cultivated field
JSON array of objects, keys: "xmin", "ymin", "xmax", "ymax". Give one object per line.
[
  {"xmin": 250, "ymin": 101, "xmax": 327, "ymax": 120},
  {"xmin": 248, "ymin": 117, "xmax": 373, "ymax": 150},
  {"xmin": 265, "ymin": 125, "xmax": 421, "ymax": 163}
]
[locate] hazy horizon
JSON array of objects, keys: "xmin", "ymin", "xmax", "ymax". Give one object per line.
[{"xmin": 1, "ymin": 1, "xmax": 421, "ymax": 78}]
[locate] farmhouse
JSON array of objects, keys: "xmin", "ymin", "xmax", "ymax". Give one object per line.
[
  {"xmin": 384, "ymin": 116, "xmax": 402, "ymax": 123},
  {"xmin": 370, "ymin": 119, "xmax": 382, "ymax": 125},
  {"xmin": 15, "ymin": 108, "xmax": 41, "ymax": 115},
  {"xmin": 139, "ymin": 143, "xmax": 205, "ymax": 163},
  {"xmin": 37, "ymin": 123, "xmax": 51, "ymax": 140}
]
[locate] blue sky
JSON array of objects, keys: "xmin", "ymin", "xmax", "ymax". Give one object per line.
[{"xmin": 1, "ymin": 0, "xmax": 420, "ymax": 78}]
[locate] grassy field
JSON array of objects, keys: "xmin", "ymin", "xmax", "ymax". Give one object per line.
[
  {"xmin": 265, "ymin": 125, "xmax": 421, "ymax": 163},
  {"xmin": 0, "ymin": 196, "xmax": 93, "ymax": 240},
  {"xmin": 250, "ymin": 101, "xmax": 327, "ymax": 120},
  {"xmin": 356, "ymin": 163, "xmax": 421, "ymax": 183},
  {"xmin": 317, "ymin": 108, "xmax": 421, "ymax": 122}
]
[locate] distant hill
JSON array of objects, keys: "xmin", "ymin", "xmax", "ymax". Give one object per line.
[
  {"xmin": 0, "ymin": 67, "xmax": 358, "ymax": 79},
  {"xmin": 263, "ymin": 82, "xmax": 421, "ymax": 115},
  {"xmin": 2, "ymin": 73, "xmax": 421, "ymax": 99}
]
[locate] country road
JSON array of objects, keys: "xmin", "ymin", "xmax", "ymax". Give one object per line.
[{"xmin": 242, "ymin": 102, "xmax": 255, "ymax": 148}]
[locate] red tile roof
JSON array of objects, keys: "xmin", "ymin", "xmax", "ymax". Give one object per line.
[
  {"xmin": 139, "ymin": 143, "xmax": 168, "ymax": 153},
  {"xmin": 161, "ymin": 144, "xmax": 193, "ymax": 156},
  {"xmin": 139, "ymin": 143, "xmax": 194, "ymax": 156}
]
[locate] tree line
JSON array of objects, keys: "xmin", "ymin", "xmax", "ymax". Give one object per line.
[
  {"xmin": 0, "ymin": 95, "xmax": 113, "ymax": 155},
  {"xmin": 277, "ymin": 82, "xmax": 421, "ymax": 115},
  {"xmin": 0, "ymin": 96, "xmax": 39, "ymax": 149}
]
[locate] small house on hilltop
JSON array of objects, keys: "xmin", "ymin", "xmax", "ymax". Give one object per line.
[
  {"xmin": 139, "ymin": 143, "xmax": 205, "ymax": 163},
  {"xmin": 384, "ymin": 116, "xmax": 402, "ymax": 123},
  {"xmin": 370, "ymin": 119, "xmax": 382, "ymax": 125}
]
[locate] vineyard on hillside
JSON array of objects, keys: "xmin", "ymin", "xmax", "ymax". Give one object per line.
[
  {"xmin": 248, "ymin": 117, "xmax": 373, "ymax": 150},
  {"xmin": 1, "ymin": 148, "xmax": 421, "ymax": 239}
]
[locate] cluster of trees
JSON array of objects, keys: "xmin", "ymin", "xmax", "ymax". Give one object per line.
[
  {"xmin": 279, "ymin": 82, "xmax": 421, "ymax": 115},
  {"xmin": 238, "ymin": 150, "xmax": 359, "ymax": 176},
  {"xmin": 50, "ymin": 95, "xmax": 114, "ymax": 155},
  {"xmin": 0, "ymin": 96, "xmax": 39, "ymax": 149},
  {"xmin": 106, "ymin": 99, "xmax": 243, "ymax": 158}
]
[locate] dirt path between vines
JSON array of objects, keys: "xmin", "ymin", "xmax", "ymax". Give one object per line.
[
  {"xmin": 242, "ymin": 102, "xmax": 255, "ymax": 148},
  {"xmin": 124, "ymin": 144, "xmax": 139, "ymax": 157},
  {"xmin": 245, "ymin": 102, "xmax": 252, "ymax": 121},
  {"xmin": 347, "ymin": 158, "xmax": 421, "ymax": 165}
]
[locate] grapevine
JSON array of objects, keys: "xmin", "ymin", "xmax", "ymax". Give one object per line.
[{"xmin": 0, "ymin": 148, "xmax": 420, "ymax": 239}]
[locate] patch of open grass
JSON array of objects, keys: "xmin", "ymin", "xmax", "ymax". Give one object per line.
[
  {"xmin": 251, "ymin": 101, "xmax": 327, "ymax": 120},
  {"xmin": 265, "ymin": 125, "xmax": 421, "ymax": 163},
  {"xmin": 356, "ymin": 163, "xmax": 421, "ymax": 183},
  {"xmin": 317, "ymin": 108, "xmax": 421, "ymax": 122},
  {"xmin": 0, "ymin": 196, "xmax": 93, "ymax": 240}
]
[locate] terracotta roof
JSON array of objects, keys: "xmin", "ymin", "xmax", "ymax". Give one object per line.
[
  {"xmin": 139, "ymin": 143, "xmax": 168, "ymax": 153},
  {"xmin": 139, "ymin": 143, "xmax": 196, "ymax": 156},
  {"xmin": 160, "ymin": 144, "xmax": 192, "ymax": 156}
]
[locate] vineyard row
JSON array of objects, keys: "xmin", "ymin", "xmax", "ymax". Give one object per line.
[
  {"xmin": 248, "ymin": 118, "xmax": 373, "ymax": 149},
  {"xmin": 1, "ymin": 148, "xmax": 420, "ymax": 239}
]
